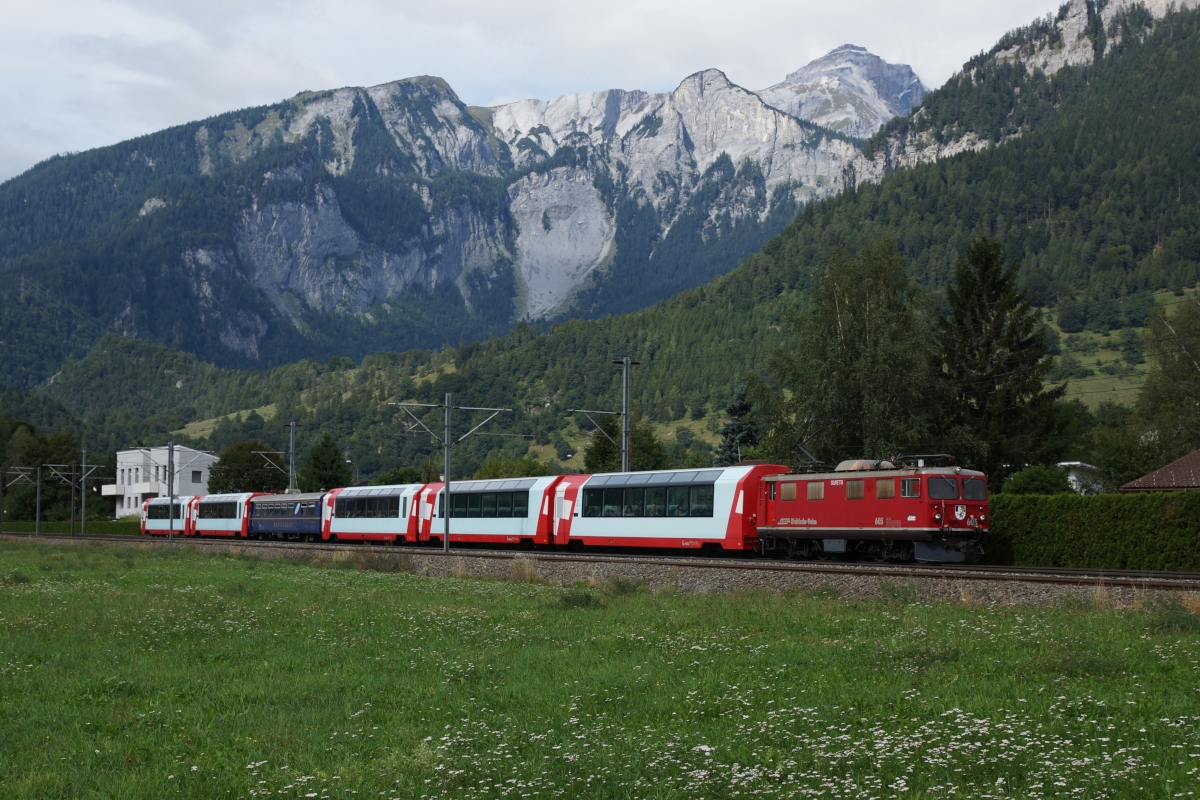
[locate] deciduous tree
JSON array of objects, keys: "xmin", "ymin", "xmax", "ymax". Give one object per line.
[{"xmin": 207, "ymin": 440, "xmax": 287, "ymax": 494}]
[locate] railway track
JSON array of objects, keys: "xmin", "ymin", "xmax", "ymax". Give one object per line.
[{"xmin": 5, "ymin": 531, "xmax": 1200, "ymax": 591}]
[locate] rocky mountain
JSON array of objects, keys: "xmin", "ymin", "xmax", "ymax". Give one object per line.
[
  {"xmin": 756, "ymin": 44, "xmax": 927, "ymax": 139},
  {"xmin": 0, "ymin": 53, "xmax": 898, "ymax": 386}
]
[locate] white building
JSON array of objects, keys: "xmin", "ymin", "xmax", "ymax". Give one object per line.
[{"xmin": 101, "ymin": 446, "xmax": 218, "ymax": 518}]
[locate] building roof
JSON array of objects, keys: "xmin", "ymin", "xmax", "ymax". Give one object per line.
[{"xmin": 1120, "ymin": 448, "xmax": 1200, "ymax": 492}]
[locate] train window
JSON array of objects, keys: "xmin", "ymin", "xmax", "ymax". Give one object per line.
[
  {"xmin": 780, "ymin": 482, "xmax": 797, "ymax": 501},
  {"xmin": 623, "ymin": 488, "xmax": 644, "ymax": 517},
  {"xmin": 481, "ymin": 493, "xmax": 497, "ymax": 517},
  {"xmin": 768, "ymin": 482, "xmax": 776, "ymax": 501},
  {"xmin": 876, "ymin": 479, "xmax": 895, "ymax": 499},
  {"xmin": 513, "ymin": 492, "xmax": 529, "ymax": 517},
  {"xmin": 583, "ymin": 489, "xmax": 603, "ymax": 517},
  {"xmin": 846, "ymin": 480, "xmax": 864, "ymax": 500},
  {"xmin": 603, "ymin": 488, "xmax": 623, "ymax": 517},
  {"xmin": 199, "ymin": 502, "xmax": 237, "ymax": 519},
  {"xmin": 467, "ymin": 494, "xmax": 482, "ymax": 518},
  {"xmin": 667, "ymin": 486, "xmax": 690, "ymax": 517},
  {"xmin": 901, "ymin": 478, "xmax": 920, "ymax": 498},
  {"xmin": 928, "ymin": 477, "xmax": 959, "ymax": 499},
  {"xmin": 497, "ymin": 492, "xmax": 513, "ymax": 517},
  {"xmin": 962, "ymin": 478, "xmax": 987, "ymax": 500},
  {"xmin": 644, "ymin": 487, "xmax": 666, "ymax": 517},
  {"xmin": 403, "ymin": 497, "xmax": 409, "ymax": 518},
  {"xmin": 147, "ymin": 504, "xmax": 179, "ymax": 520},
  {"xmin": 807, "ymin": 481, "xmax": 824, "ymax": 500},
  {"xmin": 690, "ymin": 485, "xmax": 714, "ymax": 517}
]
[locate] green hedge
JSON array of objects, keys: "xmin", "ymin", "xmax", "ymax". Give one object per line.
[
  {"xmin": 0, "ymin": 520, "xmax": 142, "ymax": 536},
  {"xmin": 986, "ymin": 492, "xmax": 1200, "ymax": 570}
]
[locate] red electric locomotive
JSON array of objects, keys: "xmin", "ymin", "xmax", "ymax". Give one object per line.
[{"xmin": 756, "ymin": 457, "xmax": 987, "ymax": 562}]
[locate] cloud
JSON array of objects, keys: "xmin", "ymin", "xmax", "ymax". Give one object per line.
[{"xmin": 0, "ymin": 0, "xmax": 1059, "ymax": 182}]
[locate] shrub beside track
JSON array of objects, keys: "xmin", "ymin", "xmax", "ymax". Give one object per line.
[{"xmin": 987, "ymin": 491, "xmax": 1200, "ymax": 570}]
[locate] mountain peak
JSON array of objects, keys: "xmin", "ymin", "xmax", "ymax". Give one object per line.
[{"xmin": 759, "ymin": 45, "xmax": 927, "ymax": 138}]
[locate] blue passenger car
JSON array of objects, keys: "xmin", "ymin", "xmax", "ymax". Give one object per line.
[{"xmin": 248, "ymin": 492, "xmax": 324, "ymax": 540}]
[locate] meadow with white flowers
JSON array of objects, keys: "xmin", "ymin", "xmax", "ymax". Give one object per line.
[{"xmin": 1, "ymin": 540, "xmax": 1198, "ymax": 799}]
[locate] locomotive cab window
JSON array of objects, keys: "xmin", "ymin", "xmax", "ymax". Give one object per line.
[
  {"xmin": 845, "ymin": 480, "xmax": 864, "ymax": 500},
  {"xmin": 807, "ymin": 481, "xmax": 824, "ymax": 500},
  {"xmin": 875, "ymin": 479, "xmax": 895, "ymax": 499},
  {"xmin": 962, "ymin": 477, "xmax": 987, "ymax": 501},
  {"xmin": 928, "ymin": 477, "xmax": 959, "ymax": 499},
  {"xmin": 901, "ymin": 478, "xmax": 920, "ymax": 498},
  {"xmin": 780, "ymin": 482, "xmax": 797, "ymax": 501}
]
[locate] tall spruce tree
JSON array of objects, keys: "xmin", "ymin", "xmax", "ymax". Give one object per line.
[
  {"xmin": 298, "ymin": 432, "xmax": 353, "ymax": 491},
  {"xmin": 715, "ymin": 388, "xmax": 758, "ymax": 466},
  {"xmin": 940, "ymin": 237, "xmax": 1065, "ymax": 486}
]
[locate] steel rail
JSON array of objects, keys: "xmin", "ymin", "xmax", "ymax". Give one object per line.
[{"xmin": 5, "ymin": 532, "xmax": 1200, "ymax": 590}]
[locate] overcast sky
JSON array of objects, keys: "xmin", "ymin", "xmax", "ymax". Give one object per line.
[{"xmin": 0, "ymin": 0, "xmax": 1060, "ymax": 183}]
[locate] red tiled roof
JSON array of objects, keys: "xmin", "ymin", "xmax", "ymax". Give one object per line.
[{"xmin": 1121, "ymin": 448, "xmax": 1200, "ymax": 492}]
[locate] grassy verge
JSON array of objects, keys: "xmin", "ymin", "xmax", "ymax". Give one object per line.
[
  {"xmin": 1, "ymin": 520, "xmax": 141, "ymax": 535},
  {"xmin": 1, "ymin": 541, "xmax": 1198, "ymax": 798}
]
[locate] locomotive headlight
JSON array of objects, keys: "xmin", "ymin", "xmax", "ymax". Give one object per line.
[
  {"xmin": 979, "ymin": 514, "xmax": 986, "ymax": 522},
  {"xmin": 933, "ymin": 511, "xmax": 943, "ymax": 522}
]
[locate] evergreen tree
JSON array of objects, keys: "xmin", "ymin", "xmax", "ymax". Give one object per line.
[
  {"xmin": 418, "ymin": 458, "xmax": 441, "ymax": 484},
  {"xmin": 370, "ymin": 466, "xmax": 421, "ymax": 486},
  {"xmin": 298, "ymin": 433, "xmax": 353, "ymax": 491},
  {"xmin": 582, "ymin": 415, "xmax": 669, "ymax": 473},
  {"xmin": 715, "ymin": 388, "xmax": 758, "ymax": 466},
  {"xmin": 939, "ymin": 237, "xmax": 1065, "ymax": 486},
  {"xmin": 208, "ymin": 439, "xmax": 287, "ymax": 494}
]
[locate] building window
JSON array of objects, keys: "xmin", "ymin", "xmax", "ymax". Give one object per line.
[
  {"xmin": 901, "ymin": 478, "xmax": 920, "ymax": 498},
  {"xmin": 846, "ymin": 480, "xmax": 864, "ymax": 500},
  {"xmin": 876, "ymin": 479, "xmax": 895, "ymax": 499},
  {"xmin": 192, "ymin": 471, "xmax": 202, "ymax": 484},
  {"xmin": 807, "ymin": 481, "xmax": 824, "ymax": 500},
  {"xmin": 780, "ymin": 482, "xmax": 797, "ymax": 501}
]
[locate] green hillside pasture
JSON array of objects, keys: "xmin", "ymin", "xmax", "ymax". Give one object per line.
[{"xmin": 1, "ymin": 541, "xmax": 1199, "ymax": 798}]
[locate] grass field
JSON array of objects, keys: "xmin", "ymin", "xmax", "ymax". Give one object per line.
[{"xmin": 1, "ymin": 542, "xmax": 1199, "ymax": 799}]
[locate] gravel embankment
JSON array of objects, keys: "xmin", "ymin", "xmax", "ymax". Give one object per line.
[{"xmin": 5, "ymin": 534, "xmax": 1198, "ymax": 608}]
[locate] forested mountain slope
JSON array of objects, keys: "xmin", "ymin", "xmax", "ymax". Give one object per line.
[{"xmin": 15, "ymin": 0, "xmax": 1200, "ymax": 481}]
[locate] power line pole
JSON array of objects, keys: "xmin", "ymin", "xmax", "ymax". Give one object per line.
[
  {"xmin": 390, "ymin": 394, "xmax": 510, "ymax": 553},
  {"xmin": 35, "ymin": 466, "xmax": 41, "ymax": 537},
  {"xmin": 611, "ymin": 357, "xmax": 640, "ymax": 472},
  {"xmin": 444, "ymin": 394, "xmax": 451, "ymax": 552},
  {"xmin": 80, "ymin": 450, "xmax": 87, "ymax": 536},
  {"xmin": 286, "ymin": 422, "xmax": 298, "ymax": 491},
  {"xmin": 167, "ymin": 442, "xmax": 175, "ymax": 541},
  {"xmin": 69, "ymin": 461, "xmax": 77, "ymax": 536}
]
